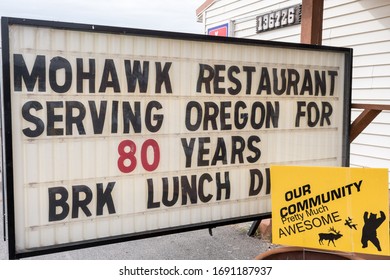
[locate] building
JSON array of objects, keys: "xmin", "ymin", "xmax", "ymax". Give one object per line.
[{"xmin": 197, "ymin": 0, "xmax": 390, "ymax": 188}]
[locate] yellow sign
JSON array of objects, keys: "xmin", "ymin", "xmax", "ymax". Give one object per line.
[{"xmin": 271, "ymin": 166, "xmax": 389, "ymax": 256}]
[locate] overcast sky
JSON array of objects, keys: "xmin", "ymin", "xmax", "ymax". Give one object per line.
[{"xmin": 0, "ymin": 0, "xmax": 205, "ymax": 34}]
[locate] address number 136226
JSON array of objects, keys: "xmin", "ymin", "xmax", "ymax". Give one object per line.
[{"xmin": 256, "ymin": 5, "xmax": 301, "ymax": 33}]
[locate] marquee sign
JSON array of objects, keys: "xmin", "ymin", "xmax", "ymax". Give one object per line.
[{"xmin": 1, "ymin": 17, "xmax": 352, "ymax": 259}]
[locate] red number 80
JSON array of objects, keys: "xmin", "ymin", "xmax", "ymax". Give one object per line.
[{"xmin": 117, "ymin": 139, "xmax": 160, "ymax": 173}]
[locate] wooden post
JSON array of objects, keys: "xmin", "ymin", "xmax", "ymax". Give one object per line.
[{"xmin": 300, "ymin": 0, "xmax": 324, "ymax": 45}]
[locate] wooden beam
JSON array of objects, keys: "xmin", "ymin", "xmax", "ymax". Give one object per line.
[
  {"xmin": 350, "ymin": 109, "xmax": 381, "ymax": 142},
  {"xmin": 196, "ymin": 0, "xmax": 215, "ymax": 17},
  {"xmin": 351, "ymin": 104, "xmax": 390, "ymax": 111},
  {"xmin": 300, "ymin": 0, "xmax": 324, "ymax": 45},
  {"xmin": 350, "ymin": 104, "xmax": 390, "ymax": 142}
]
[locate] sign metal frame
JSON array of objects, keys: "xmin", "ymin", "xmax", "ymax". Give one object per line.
[{"xmin": 1, "ymin": 17, "xmax": 352, "ymax": 259}]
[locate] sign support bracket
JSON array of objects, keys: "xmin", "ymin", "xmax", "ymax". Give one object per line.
[{"xmin": 350, "ymin": 104, "xmax": 390, "ymax": 142}]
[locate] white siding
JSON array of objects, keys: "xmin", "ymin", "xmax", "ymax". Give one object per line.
[
  {"xmin": 202, "ymin": 0, "xmax": 390, "ymax": 187},
  {"xmin": 204, "ymin": 0, "xmax": 302, "ymax": 41},
  {"xmin": 322, "ymin": 0, "xmax": 390, "ymax": 188}
]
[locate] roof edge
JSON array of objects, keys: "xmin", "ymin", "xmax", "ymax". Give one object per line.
[{"xmin": 196, "ymin": 0, "xmax": 216, "ymax": 17}]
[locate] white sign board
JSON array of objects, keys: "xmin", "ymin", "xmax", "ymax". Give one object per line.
[{"xmin": 1, "ymin": 18, "xmax": 352, "ymax": 259}]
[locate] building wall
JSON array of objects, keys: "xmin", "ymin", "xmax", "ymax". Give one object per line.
[
  {"xmin": 323, "ymin": 0, "xmax": 390, "ymax": 188},
  {"xmin": 201, "ymin": 0, "xmax": 390, "ymax": 187},
  {"xmin": 203, "ymin": 0, "xmax": 302, "ymax": 41}
]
